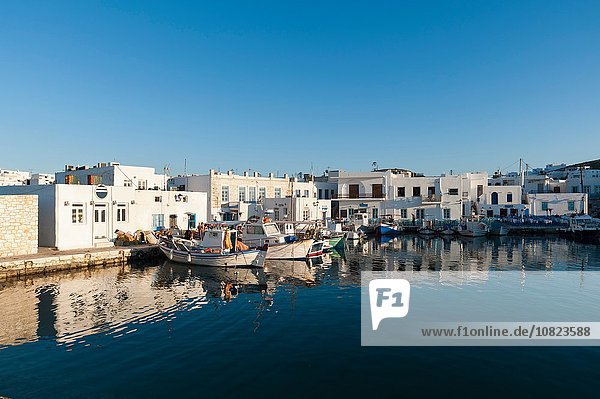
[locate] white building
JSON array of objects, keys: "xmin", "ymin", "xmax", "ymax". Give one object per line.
[
  {"xmin": 168, "ymin": 170, "xmax": 318, "ymax": 221},
  {"xmin": 478, "ymin": 185, "xmax": 526, "ymax": 217},
  {"xmin": 526, "ymin": 193, "xmax": 587, "ymax": 216},
  {"xmin": 0, "ymin": 169, "xmax": 30, "ymax": 186},
  {"xmin": 0, "ymin": 185, "xmax": 207, "ymax": 250},
  {"xmin": 325, "ymin": 168, "xmax": 488, "ymax": 221},
  {"xmin": 565, "ymin": 168, "xmax": 600, "ymax": 197},
  {"xmin": 55, "ymin": 162, "xmax": 167, "ymax": 190},
  {"xmin": 30, "ymin": 173, "xmax": 55, "ymax": 185},
  {"xmin": 488, "ymin": 173, "xmax": 566, "ymax": 194},
  {"xmin": 327, "ymin": 169, "xmax": 388, "ymax": 219},
  {"xmin": 382, "ymin": 171, "xmax": 489, "ymax": 221},
  {"xmin": 263, "ymin": 197, "xmax": 332, "ymax": 222}
]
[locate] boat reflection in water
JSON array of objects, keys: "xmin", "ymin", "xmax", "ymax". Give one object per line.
[{"xmin": 1, "ymin": 235, "xmax": 599, "ymax": 350}]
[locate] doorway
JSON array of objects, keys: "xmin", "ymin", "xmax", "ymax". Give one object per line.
[{"xmin": 93, "ymin": 203, "xmax": 108, "ymax": 240}]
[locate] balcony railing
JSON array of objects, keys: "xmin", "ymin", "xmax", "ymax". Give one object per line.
[
  {"xmin": 421, "ymin": 195, "xmax": 441, "ymax": 202},
  {"xmin": 333, "ymin": 193, "xmax": 385, "ymax": 199}
]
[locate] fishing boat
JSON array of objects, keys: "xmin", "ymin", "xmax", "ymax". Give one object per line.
[
  {"xmin": 438, "ymin": 226, "xmax": 456, "ymax": 236},
  {"xmin": 350, "ymin": 213, "xmax": 374, "ymax": 235},
  {"xmin": 417, "ymin": 220, "xmax": 436, "ymax": 236},
  {"xmin": 328, "ymin": 234, "xmax": 346, "ymax": 250},
  {"xmin": 456, "ymin": 221, "xmax": 489, "ymax": 237},
  {"xmin": 159, "ymin": 229, "xmax": 266, "ymax": 267},
  {"xmin": 241, "ymin": 221, "xmax": 316, "ymax": 260},
  {"xmin": 375, "ymin": 222, "xmax": 402, "ymax": 237},
  {"xmin": 307, "ymin": 241, "xmax": 326, "ymax": 257}
]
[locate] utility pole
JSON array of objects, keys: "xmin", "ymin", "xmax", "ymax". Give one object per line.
[{"xmin": 519, "ymin": 158, "xmax": 524, "ymax": 188}]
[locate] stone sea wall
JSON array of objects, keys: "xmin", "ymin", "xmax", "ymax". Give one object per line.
[{"xmin": 0, "ymin": 195, "xmax": 38, "ymax": 257}]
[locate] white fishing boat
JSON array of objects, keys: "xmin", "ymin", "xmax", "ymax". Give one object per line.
[
  {"xmin": 350, "ymin": 213, "xmax": 374, "ymax": 235},
  {"xmin": 241, "ymin": 222, "xmax": 316, "ymax": 260},
  {"xmin": 456, "ymin": 221, "xmax": 489, "ymax": 237},
  {"xmin": 159, "ymin": 229, "xmax": 266, "ymax": 267}
]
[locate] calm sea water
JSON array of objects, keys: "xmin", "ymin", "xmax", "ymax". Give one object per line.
[{"xmin": 2, "ymin": 236, "xmax": 600, "ymax": 398}]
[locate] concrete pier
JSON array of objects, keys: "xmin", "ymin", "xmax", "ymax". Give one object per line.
[{"xmin": 0, "ymin": 245, "xmax": 162, "ymax": 281}]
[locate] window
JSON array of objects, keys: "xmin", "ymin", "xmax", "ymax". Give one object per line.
[
  {"xmin": 397, "ymin": 187, "xmax": 406, "ymax": 197},
  {"xmin": 295, "ymin": 189, "xmax": 301, "ymax": 197},
  {"xmin": 572, "ymin": 186, "xmax": 579, "ymax": 193},
  {"xmin": 541, "ymin": 202, "xmax": 548, "ymax": 211},
  {"xmin": 138, "ymin": 180, "xmax": 147, "ymax": 190},
  {"xmin": 124, "ymin": 179, "xmax": 132, "ymax": 187},
  {"xmin": 94, "ymin": 207, "xmax": 106, "ymax": 223},
  {"xmin": 71, "ymin": 204, "xmax": 84, "ymax": 224},
  {"xmin": 507, "ymin": 193, "xmax": 513, "ymax": 203},
  {"xmin": 274, "ymin": 188, "xmax": 282, "ymax": 198},
  {"xmin": 221, "ymin": 186, "xmax": 229, "ymax": 202},
  {"xmin": 303, "ymin": 190, "xmax": 309, "ymax": 198},
  {"xmin": 491, "ymin": 192, "xmax": 499, "ymax": 205},
  {"xmin": 152, "ymin": 214, "xmax": 164, "ymax": 229},
  {"xmin": 400, "ymin": 209, "xmax": 407, "ymax": 218},
  {"xmin": 302, "ymin": 209, "xmax": 310, "ymax": 220},
  {"xmin": 584, "ymin": 186, "xmax": 591, "ymax": 194},
  {"xmin": 443, "ymin": 208, "xmax": 451, "ymax": 219},
  {"xmin": 477, "ymin": 185, "xmax": 483, "ymax": 198},
  {"xmin": 349, "ymin": 184, "xmax": 359, "ymax": 198},
  {"xmin": 568, "ymin": 201, "xmax": 575, "ymax": 211},
  {"xmin": 412, "ymin": 187, "xmax": 421, "ymax": 197},
  {"xmin": 372, "ymin": 184, "xmax": 383, "ymax": 198},
  {"xmin": 274, "ymin": 208, "xmax": 280, "ymax": 220},
  {"xmin": 318, "ymin": 189, "xmax": 323, "ymax": 199},
  {"xmin": 249, "ymin": 186, "xmax": 256, "ymax": 202},
  {"xmin": 155, "ymin": 196, "xmax": 162, "ymax": 202},
  {"xmin": 246, "ymin": 225, "xmax": 265, "ymax": 235},
  {"xmin": 116, "ymin": 204, "xmax": 127, "ymax": 222},
  {"xmin": 427, "ymin": 186, "xmax": 435, "ymax": 197},
  {"xmin": 448, "ymin": 188, "xmax": 459, "ymax": 195},
  {"xmin": 239, "ymin": 186, "xmax": 246, "ymax": 202},
  {"xmin": 325, "ymin": 189, "xmax": 330, "ymax": 199},
  {"xmin": 259, "ymin": 187, "xmax": 266, "ymax": 200},
  {"xmin": 416, "ymin": 209, "xmax": 425, "ymax": 219}
]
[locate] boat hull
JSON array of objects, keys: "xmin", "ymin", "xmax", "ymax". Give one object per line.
[
  {"xmin": 159, "ymin": 244, "xmax": 264, "ymax": 267},
  {"xmin": 328, "ymin": 236, "xmax": 345, "ymax": 249},
  {"xmin": 265, "ymin": 239, "xmax": 315, "ymax": 260},
  {"xmin": 375, "ymin": 225, "xmax": 401, "ymax": 237}
]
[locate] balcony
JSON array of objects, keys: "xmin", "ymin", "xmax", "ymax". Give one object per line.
[
  {"xmin": 333, "ymin": 193, "xmax": 385, "ymax": 199},
  {"xmin": 421, "ymin": 195, "xmax": 441, "ymax": 203}
]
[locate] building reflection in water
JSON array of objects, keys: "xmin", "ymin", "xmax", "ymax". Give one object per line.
[{"xmin": 0, "ymin": 236, "xmax": 598, "ymax": 349}]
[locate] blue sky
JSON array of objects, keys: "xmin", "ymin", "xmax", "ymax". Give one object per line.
[{"xmin": 1, "ymin": 1, "xmax": 599, "ymax": 176}]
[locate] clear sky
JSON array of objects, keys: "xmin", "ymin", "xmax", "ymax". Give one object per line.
[{"xmin": 1, "ymin": 1, "xmax": 599, "ymax": 177}]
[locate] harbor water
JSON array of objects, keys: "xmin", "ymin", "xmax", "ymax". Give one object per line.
[{"xmin": 2, "ymin": 236, "xmax": 600, "ymax": 397}]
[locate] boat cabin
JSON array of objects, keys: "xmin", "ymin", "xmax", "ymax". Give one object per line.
[{"xmin": 242, "ymin": 222, "xmax": 290, "ymax": 246}]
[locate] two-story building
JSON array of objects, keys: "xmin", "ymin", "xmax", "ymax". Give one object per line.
[{"xmin": 168, "ymin": 169, "xmax": 321, "ymax": 222}]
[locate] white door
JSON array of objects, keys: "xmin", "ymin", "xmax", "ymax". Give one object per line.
[{"xmin": 93, "ymin": 203, "xmax": 108, "ymax": 241}]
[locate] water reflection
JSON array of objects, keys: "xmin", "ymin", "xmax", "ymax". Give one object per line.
[{"xmin": 1, "ymin": 236, "xmax": 599, "ymax": 349}]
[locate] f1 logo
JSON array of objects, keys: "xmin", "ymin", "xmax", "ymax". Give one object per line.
[{"xmin": 369, "ymin": 279, "xmax": 411, "ymax": 330}]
